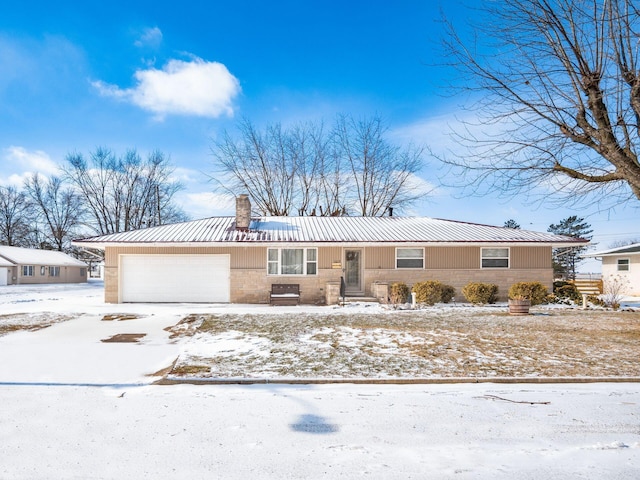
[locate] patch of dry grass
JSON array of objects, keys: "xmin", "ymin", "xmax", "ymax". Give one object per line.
[
  {"xmin": 101, "ymin": 314, "xmax": 142, "ymax": 321},
  {"xmin": 167, "ymin": 308, "xmax": 640, "ymax": 379},
  {"xmin": 0, "ymin": 313, "xmax": 73, "ymax": 336}
]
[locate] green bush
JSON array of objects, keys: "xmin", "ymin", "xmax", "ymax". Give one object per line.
[
  {"xmin": 508, "ymin": 282, "xmax": 549, "ymax": 305},
  {"xmin": 588, "ymin": 294, "xmax": 606, "ymax": 307},
  {"xmin": 462, "ymin": 282, "xmax": 498, "ymax": 305},
  {"xmin": 553, "ymin": 282, "xmax": 581, "ymax": 303},
  {"xmin": 389, "ymin": 282, "xmax": 410, "ymax": 306},
  {"xmin": 441, "ymin": 284, "xmax": 456, "ymax": 304},
  {"xmin": 412, "ymin": 281, "xmax": 456, "ymax": 305}
]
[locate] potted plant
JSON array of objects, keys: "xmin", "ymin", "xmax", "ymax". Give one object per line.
[
  {"xmin": 508, "ymin": 295, "xmax": 531, "ymax": 315},
  {"xmin": 508, "ymin": 282, "xmax": 549, "ymax": 315}
]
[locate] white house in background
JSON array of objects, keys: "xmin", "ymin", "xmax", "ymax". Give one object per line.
[
  {"xmin": 0, "ymin": 246, "xmax": 88, "ymax": 285},
  {"xmin": 587, "ymin": 243, "xmax": 640, "ymax": 296},
  {"xmin": 0, "ymin": 256, "xmax": 13, "ymax": 286}
]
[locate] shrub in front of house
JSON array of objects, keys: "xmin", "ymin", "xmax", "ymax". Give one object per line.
[
  {"xmin": 508, "ymin": 281, "xmax": 549, "ymax": 305},
  {"xmin": 412, "ymin": 281, "xmax": 456, "ymax": 305},
  {"xmin": 462, "ymin": 282, "xmax": 498, "ymax": 305},
  {"xmin": 389, "ymin": 282, "xmax": 410, "ymax": 306},
  {"xmin": 553, "ymin": 281, "xmax": 581, "ymax": 303},
  {"xmin": 587, "ymin": 294, "xmax": 606, "ymax": 307},
  {"xmin": 441, "ymin": 284, "xmax": 455, "ymax": 303},
  {"xmin": 412, "ymin": 281, "xmax": 443, "ymax": 306}
]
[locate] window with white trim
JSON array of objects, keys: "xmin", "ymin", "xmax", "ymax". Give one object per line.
[
  {"xmin": 49, "ymin": 266, "xmax": 60, "ymax": 277},
  {"xmin": 267, "ymin": 248, "xmax": 317, "ymax": 275},
  {"xmin": 481, "ymin": 248, "xmax": 509, "ymax": 268},
  {"xmin": 396, "ymin": 248, "xmax": 424, "ymax": 269},
  {"xmin": 22, "ymin": 265, "xmax": 34, "ymax": 277},
  {"xmin": 617, "ymin": 258, "xmax": 630, "ymax": 271}
]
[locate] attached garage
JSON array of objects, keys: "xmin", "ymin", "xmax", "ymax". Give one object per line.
[{"xmin": 119, "ymin": 254, "xmax": 230, "ymax": 303}]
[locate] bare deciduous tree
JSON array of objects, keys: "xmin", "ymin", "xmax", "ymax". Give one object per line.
[
  {"xmin": 438, "ymin": 0, "xmax": 640, "ymax": 207},
  {"xmin": 333, "ymin": 114, "xmax": 424, "ymax": 216},
  {"xmin": 0, "ymin": 185, "xmax": 31, "ymax": 246},
  {"xmin": 211, "ymin": 115, "xmax": 425, "ymax": 216},
  {"xmin": 212, "ymin": 120, "xmax": 298, "ymax": 216},
  {"xmin": 64, "ymin": 148, "xmax": 186, "ymax": 235},
  {"xmin": 24, "ymin": 173, "xmax": 85, "ymax": 251},
  {"xmin": 608, "ymin": 237, "xmax": 640, "ymax": 248}
]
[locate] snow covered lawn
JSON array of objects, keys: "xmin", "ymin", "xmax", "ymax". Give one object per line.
[
  {"xmin": 166, "ymin": 307, "xmax": 640, "ymax": 381},
  {"xmin": 1, "ymin": 282, "xmax": 638, "ymax": 382},
  {"xmin": 1, "ymin": 282, "xmax": 639, "ymax": 478}
]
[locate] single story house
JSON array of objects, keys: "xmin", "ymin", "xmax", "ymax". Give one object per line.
[
  {"xmin": 73, "ymin": 195, "xmax": 587, "ymax": 304},
  {"xmin": 586, "ymin": 243, "xmax": 640, "ymax": 296},
  {"xmin": 0, "ymin": 245, "xmax": 88, "ymax": 286}
]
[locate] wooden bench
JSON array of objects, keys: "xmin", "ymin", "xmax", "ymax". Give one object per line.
[{"xmin": 270, "ymin": 284, "xmax": 300, "ymax": 306}]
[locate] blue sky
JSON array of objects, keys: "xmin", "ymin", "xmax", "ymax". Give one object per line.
[{"xmin": 1, "ymin": 0, "xmax": 638, "ymax": 271}]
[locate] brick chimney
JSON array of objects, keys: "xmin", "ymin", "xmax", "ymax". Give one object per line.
[{"xmin": 235, "ymin": 194, "xmax": 251, "ymax": 230}]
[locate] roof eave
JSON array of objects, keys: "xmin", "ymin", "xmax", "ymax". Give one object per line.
[{"xmin": 73, "ymin": 239, "xmax": 587, "ymax": 249}]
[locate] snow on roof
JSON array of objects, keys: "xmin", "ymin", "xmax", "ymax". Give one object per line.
[
  {"xmin": 586, "ymin": 242, "xmax": 640, "ymax": 257},
  {"xmin": 0, "ymin": 246, "xmax": 87, "ymax": 267},
  {"xmin": 0, "ymin": 256, "xmax": 14, "ymax": 267},
  {"xmin": 74, "ymin": 216, "xmax": 588, "ymax": 247}
]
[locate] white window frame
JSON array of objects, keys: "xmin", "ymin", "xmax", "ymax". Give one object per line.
[
  {"xmin": 267, "ymin": 247, "xmax": 318, "ymax": 276},
  {"xmin": 49, "ymin": 266, "xmax": 60, "ymax": 277},
  {"xmin": 395, "ymin": 247, "xmax": 424, "ymax": 269},
  {"xmin": 22, "ymin": 265, "xmax": 34, "ymax": 277},
  {"xmin": 481, "ymin": 247, "xmax": 510, "ymax": 269},
  {"xmin": 617, "ymin": 258, "xmax": 630, "ymax": 271}
]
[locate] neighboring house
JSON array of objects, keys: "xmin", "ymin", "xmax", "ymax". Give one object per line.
[
  {"xmin": 0, "ymin": 256, "xmax": 13, "ymax": 286},
  {"xmin": 0, "ymin": 246, "xmax": 88, "ymax": 285},
  {"xmin": 587, "ymin": 243, "xmax": 640, "ymax": 296},
  {"xmin": 73, "ymin": 195, "xmax": 587, "ymax": 304}
]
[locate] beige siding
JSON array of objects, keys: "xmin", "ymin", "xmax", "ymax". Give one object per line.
[
  {"xmin": 14, "ymin": 265, "xmax": 87, "ymax": 285},
  {"xmin": 425, "ymin": 247, "xmax": 478, "ymax": 269},
  {"xmin": 319, "ymin": 247, "xmax": 343, "ymax": 269},
  {"xmin": 511, "ymin": 246, "xmax": 551, "ymax": 269},
  {"xmin": 106, "ymin": 246, "xmax": 264, "ymax": 269},
  {"xmin": 103, "ymin": 244, "xmax": 555, "ymax": 304},
  {"xmin": 365, "ymin": 247, "xmax": 395, "ymax": 269},
  {"xmin": 364, "ymin": 246, "xmax": 549, "ymax": 270}
]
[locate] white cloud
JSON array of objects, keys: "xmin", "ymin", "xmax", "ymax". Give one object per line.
[
  {"xmin": 134, "ymin": 27, "xmax": 163, "ymax": 49},
  {"xmin": 92, "ymin": 56, "xmax": 241, "ymax": 119},
  {"xmin": 180, "ymin": 191, "xmax": 235, "ymax": 219},
  {"xmin": 0, "ymin": 146, "xmax": 60, "ymax": 186}
]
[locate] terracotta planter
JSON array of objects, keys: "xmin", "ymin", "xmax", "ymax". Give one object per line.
[{"xmin": 508, "ymin": 298, "xmax": 531, "ymax": 315}]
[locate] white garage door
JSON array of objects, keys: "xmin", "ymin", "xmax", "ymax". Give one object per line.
[
  {"xmin": 0, "ymin": 267, "xmax": 7, "ymax": 286},
  {"xmin": 120, "ymin": 255, "xmax": 230, "ymax": 303}
]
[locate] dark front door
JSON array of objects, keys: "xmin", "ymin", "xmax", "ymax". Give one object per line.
[{"xmin": 344, "ymin": 249, "xmax": 363, "ymax": 295}]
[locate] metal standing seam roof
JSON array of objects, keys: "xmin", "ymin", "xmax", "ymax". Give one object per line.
[{"xmin": 73, "ymin": 216, "xmax": 588, "ymax": 246}]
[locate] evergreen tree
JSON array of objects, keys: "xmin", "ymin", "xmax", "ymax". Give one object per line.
[
  {"xmin": 548, "ymin": 216, "xmax": 593, "ymax": 280},
  {"xmin": 503, "ymin": 219, "xmax": 520, "ymax": 229}
]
